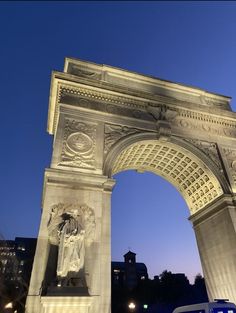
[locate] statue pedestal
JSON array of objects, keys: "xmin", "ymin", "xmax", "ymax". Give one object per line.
[
  {"xmin": 40, "ymin": 296, "xmax": 93, "ymax": 313},
  {"xmin": 46, "ymin": 285, "xmax": 89, "ymax": 296}
]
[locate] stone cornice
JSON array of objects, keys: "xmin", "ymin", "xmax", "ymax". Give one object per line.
[
  {"xmin": 64, "ymin": 57, "xmax": 231, "ymax": 104},
  {"xmin": 48, "ymin": 74, "xmax": 236, "ymax": 138},
  {"xmin": 42, "ymin": 168, "xmax": 116, "ymax": 206}
]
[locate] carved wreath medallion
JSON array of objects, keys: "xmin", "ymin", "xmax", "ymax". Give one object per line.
[{"xmin": 59, "ymin": 119, "xmax": 96, "ymax": 169}]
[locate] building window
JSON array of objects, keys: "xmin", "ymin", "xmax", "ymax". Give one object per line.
[{"xmin": 17, "ymin": 245, "xmax": 25, "ymax": 251}]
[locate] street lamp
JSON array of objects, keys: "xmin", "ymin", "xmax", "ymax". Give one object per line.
[{"xmin": 128, "ymin": 302, "xmax": 136, "ymax": 311}]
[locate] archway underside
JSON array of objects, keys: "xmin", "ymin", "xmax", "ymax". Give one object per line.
[{"xmin": 111, "ymin": 140, "xmax": 223, "ymax": 215}]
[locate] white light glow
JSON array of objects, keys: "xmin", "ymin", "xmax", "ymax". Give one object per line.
[
  {"xmin": 128, "ymin": 302, "xmax": 136, "ymax": 310},
  {"xmin": 5, "ymin": 302, "xmax": 13, "ymax": 309}
]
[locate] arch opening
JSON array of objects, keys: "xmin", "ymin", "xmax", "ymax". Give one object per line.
[
  {"xmin": 109, "ymin": 139, "xmax": 224, "ymax": 215},
  {"xmin": 111, "ymin": 169, "xmax": 203, "ymax": 284}
]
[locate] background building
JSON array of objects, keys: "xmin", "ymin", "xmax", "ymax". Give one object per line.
[
  {"xmin": 112, "ymin": 251, "xmax": 148, "ymax": 290},
  {"xmin": 0, "ymin": 237, "xmax": 37, "ymax": 313}
]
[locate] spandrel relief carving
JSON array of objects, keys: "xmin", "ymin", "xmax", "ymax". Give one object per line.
[
  {"xmin": 104, "ymin": 124, "xmax": 141, "ymax": 154},
  {"xmin": 59, "ymin": 119, "xmax": 96, "ymax": 169},
  {"xmin": 47, "ymin": 203, "xmax": 95, "ymax": 287},
  {"xmin": 223, "ymin": 148, "xmax": 236, "ymax": 186},
  {"xmin": 184, "ymin": 139, "xmax": 222, "ymax": 170}
]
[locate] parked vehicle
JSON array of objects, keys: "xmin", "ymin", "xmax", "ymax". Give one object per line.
[{"xmin": 173, "ymin": 299, "xmax": 236, "ymax": 313}]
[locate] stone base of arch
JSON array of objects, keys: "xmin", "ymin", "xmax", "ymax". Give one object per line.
[
  {"xmin": 40, "ymin": 296, "xmax": 93, "ymax": 313},
  {"xmin": 190, "ymin": 194, "xmax": 236, "ymax": 303},
  {"xmin": 25, "ymin": 169, "xmax": 115, "ymax": 313}
]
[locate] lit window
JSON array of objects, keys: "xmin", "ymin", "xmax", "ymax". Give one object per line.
[
  {"xmin": 17, "ymin": 245, "xmax": 25, "ymax": 251},
  {"xmin": 114, "ymin": 269, "xmax": 120, "ymax": 273},
  {"xmin": 141, "ymin": 276, "xmax": 145, "ymax": 280}
]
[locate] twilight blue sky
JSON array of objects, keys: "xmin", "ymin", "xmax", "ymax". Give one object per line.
[{"xmin": 1, "ymin": 1, "xmax": 236, "ymax": 283}]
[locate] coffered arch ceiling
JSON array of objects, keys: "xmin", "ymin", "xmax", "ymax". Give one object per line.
[{"xmin": 105, "ymin": 136, "xmax": 228, "ymax": 215}]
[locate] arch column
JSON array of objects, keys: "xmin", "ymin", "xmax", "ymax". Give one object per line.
[
  {"xmin": 190, "ymin": 195, "xmax": 236, "ymax": 303},
  {"xmin": 26, "ymin": 168, "xmax": 115, "ymax": 313}
]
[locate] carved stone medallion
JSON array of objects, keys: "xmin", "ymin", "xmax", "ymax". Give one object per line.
[
  {"xmin": 59, "ymin": 119, "xmax": 96, "ymax": 169},
  {"xmin": 66, "ymin": 132, "xmax": 93, "ymax": 154}
]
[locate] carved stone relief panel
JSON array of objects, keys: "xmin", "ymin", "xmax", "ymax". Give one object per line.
[
  {"xmin": 58, "ymin": 118, "xmax": 96, "ymax": 169},
  {"xmin": 112, "ymin": 141, "xmax": 223, "ymax": 214},
  {"xmin": 104, "ymin": 123, "xmax": 141, "ymax": 154},
  {"xmin": 222, "ymin": 148, "xmax": 236, "ymax": 190},
  {"xmin": 184, "ymin": 139, "xmax": 222, "ymax": 170},
  {"xmin": 47, "ymin": 203, "xmax": 96, "ymax": 286}
]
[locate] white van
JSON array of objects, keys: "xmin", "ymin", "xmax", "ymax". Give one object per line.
[{"xmin": 173, "ymin": 300, "xmax": 236, "ymax": 313}]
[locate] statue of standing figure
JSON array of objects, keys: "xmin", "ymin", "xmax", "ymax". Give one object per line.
[
  {"xmin": 57, "ymin": 211, "xmax": 85, "ymax": 279},
  {"xmin": 47, "ymin": 204, "xmax": 95, "ymax": 288}
]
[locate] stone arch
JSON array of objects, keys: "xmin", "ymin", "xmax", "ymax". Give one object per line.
[
  {"xmin": 104, "ymin": 133, "xmax": 230, "ymax": 215},
  {"xmin": 26, "ymin": 58, "xmax": 236, "ymax": 313}
]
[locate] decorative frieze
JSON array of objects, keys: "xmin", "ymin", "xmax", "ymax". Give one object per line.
[
  {"xmin": 175, "ymin": 116, "xmax": 236, "ymax": 138},
  {"xmin": 57, "ymin": 84, "xmax": 236, "ymax": 139},
  {"xmin": 59, "ymin": 119, "xmax": 96, "ymax": 169}
]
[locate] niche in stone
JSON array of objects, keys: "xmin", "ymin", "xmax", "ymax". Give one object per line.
[{"xmin": 45, "ymin": 203, "xmax": 95, "ymax": 295}]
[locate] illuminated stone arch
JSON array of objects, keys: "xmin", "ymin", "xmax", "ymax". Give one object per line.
[
  {"xmin": 104, "ymin": 133, "xmax": 230, "ymax": 215},
  {"xmin": 26, "ymin": 58, "xmax": 236, "ymax": 313}
]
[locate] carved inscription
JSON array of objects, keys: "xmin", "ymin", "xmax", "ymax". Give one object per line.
[{"xmin": 59, "ymin": 119, "xmax": 96, "ymax": 169}]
